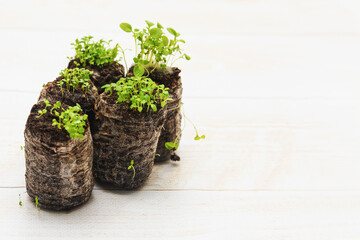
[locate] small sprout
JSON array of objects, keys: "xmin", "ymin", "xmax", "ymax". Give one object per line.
[
  {"xmin": 18, "ymin": 194, "xmax": 22, "ymax": 206},
  {"xmin": 50, "ymin": 101, "xmax": 61, "ymax": 114},
  {"xmin": 127, "ymin": 160, "xmax": 136, "ymax": 180},
  {"xmin": 42, "ymin": 84, "xmax": 45, "ymax": 88},
  {"xmin": 35, "ymin": 197, "xmax": 40, "ymax": 210},
  {"xmin": 38, "ymin": 99, "xmax": 51, "ymax": 117},
  {"xmin": 194, "ymin": 134, "xmax": 205, "ymax": 141},
  {"xmin": 20, "ymin": 145, "xmax": 25, "ymax": 150},
  {"xmin": 102, "ymin": 76, "xmax": 170, "ymax": 112},
  {"xmin": 165, "ymin": 141, "xmax": 178, "ymax": 150}
]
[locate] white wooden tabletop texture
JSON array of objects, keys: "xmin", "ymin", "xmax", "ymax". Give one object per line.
[{"xmin": 1, "ymin": 0, "xmax": 360, "ymax": 239}]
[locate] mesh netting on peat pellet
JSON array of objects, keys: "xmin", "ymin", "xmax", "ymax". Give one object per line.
[
  {"xmin": 24, "ymin": 102, "xmax": 94, "ymax": 210},
  {"xmin": 68, "ymin": 59, "xmax": 125, "ymax": 94},
  {"xmin": 92, "ymin": 93, "xmax": 167, "ymax": 189},
  {"xmin": 155, "ymin": 85, "xmax": 182, "ymax": 162},
  {"xmin": 128, "ymin": 66, "xmax": 183, "ymax": 162}
]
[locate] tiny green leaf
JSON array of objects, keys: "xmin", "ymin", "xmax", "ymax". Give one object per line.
[
  {"xmin": 35, "ymin": 197, "xmax": 39, "ymax": 208},
  {"xmin": 167, "ymin": 28, "xmax": 177, "ymax": 37},
  {"xmin": 157, "ymin": 23, "xmax": 163, "ymax": 29},
  {"xmin": 162, "ymin": 36, "xmax": 169, "ymax": 46},
  {"xmin": 145, "ymin": 20, "xmax": 154, "ymax": 28},
  {"xmin": 149, "ymin": 28, "xmax": 162, "ymax": 38},
  {"xmin": 133, "ymin": 65, "xmax": 145, "ymax": 77},
  {"xmin": 120, "ymin": 23, "xmax": 132, "ymax": 32},
  {"xmin": 151, "ymin": 104, "xmax": 157, "ymax": 112},
  {"xmin": 184, "ymin": 54, "xmax": 191, "ymax": 60},
  {"xmin": 165, "ymin": 142, "xmax": 175, "ymax": 150}
]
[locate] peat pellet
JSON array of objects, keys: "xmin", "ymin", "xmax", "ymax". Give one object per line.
[
  {"xmin": 68, "ymin": 59, "xmax": 125, "ymax": 94},
  {"xmin": 92, "ymin": 93, "xmax": 167, "ymax": 189},
  {"xmin": 24, "ymin": 102, "xmax": 94, "ymax": 210},
  {"xmin": 128, "ymin": 66, "xmax": 183, "ymax": 162}
]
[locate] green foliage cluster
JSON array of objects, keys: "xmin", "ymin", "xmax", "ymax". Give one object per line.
[
  {"xmin": 70, "ymin": 35, "xmax": 119, "ymax": 67},
  {"xmin": 38, "ymin": 100, "xmax": 88, "ymax": 139},
  {"xmin": 58, "ymin": 68, "xmax": 93, "ymax": 93},
  {"xmin": 120, "ymin": 20, "xmax": 190, "ymax": 76},
  {"xmin": 102, "ymin": 76, "xmax": 171, "ymax": 112}
]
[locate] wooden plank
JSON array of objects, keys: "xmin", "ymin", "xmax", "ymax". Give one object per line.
[
  {"xmin": 1, "ymin": 0, "xmax": 360, "ymax": 35},
  {"xmin": 1, "ymin": 31, "xmax": 360, "ymax": 98},
  {"xmin": 2, "ymin": 91, "xmax": 360, "ymax": 191},
  {"xmin": 1, "ymin": 188, "xmax": 360, "ymax": 239}
]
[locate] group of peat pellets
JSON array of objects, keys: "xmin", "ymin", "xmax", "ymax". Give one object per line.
[{"xmin": 24, "ymin": 21, "xmax": 202, "ymax": 210}]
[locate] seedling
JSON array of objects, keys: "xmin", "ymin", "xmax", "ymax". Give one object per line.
[
  {"xmin": 69, "ymin": 35, "xmax": 120, "ymax": 67},
  {"xmin": 127, "ymin": 160, "xmax": 136, "ymax": 180},
  {"xmin": 102, "ymin": 76, "xmax": 171, "ymax": 112},
  {"xmin": 165, "ymin": 103, "xmax": 205, "ymax": 150},
  {"xmin": 120, "ymin": 20, "xmax": 190, "ymax": 76},
  {"xmin": 37, "ymin": 99, "xmax": 51, "ymax": 117},
  {"xmin": 38, "ymin": 99, "xmax": 88, "ymax": 139},
  {"xmin": 35, "ymin": 197, "xmax": 40, "ymax": 210},
  {"xmin": 58, "ymin": 68, "xmax": 93, "ymax": 94},
  {"xmin": 20, "ymin": 145, "xmax": 25, "ymax": 150},
  {"xmin": 18, "ymin": 194, "xmax": 22, "ymax": 206}
]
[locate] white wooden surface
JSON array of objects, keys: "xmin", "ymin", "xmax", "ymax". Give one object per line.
[{"xmin": 1, "ymin": 0, "xmax": 360, "ymax": 239}]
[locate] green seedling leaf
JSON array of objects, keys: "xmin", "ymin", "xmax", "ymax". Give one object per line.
[
  {"xmin": 165, "ymin": 142, "xmax": 175, "ymax": 150},
  {"xmin": 167, "ymin": 28, "xmax": 177, "ymax": 37},
  {"xmin": 194, "ymin": 134, "xmax": 206, "ymax": 140},
  {"xmin": 157, "ymin": 23, "xmax": 163, "ymax": 29},
  {"xmin": 149, "ymin": 28, "xmax": 162, "ymax": 38},
  {"xmin": 162, "ymin": 36, "xmax": 169, "ymax": 46},
  {"xmin": 133, "ymin": 65, "xmax": 145, "ymax": 77},
  {"xmin": 184, "ymin": 54, "xmax": 191, "ymax": 60},
  {"xmin": 120, "ymin": 23, "xmax": 132, "ymax": 32},
  {"xmin": 35, "ymin": 197, "xmax": 39, "ymax": 209},
  {"xmin": 145, "ymin": 20, "xmax": 154, "ymax": 28},
  {"xmin": 128, "ymin": 160, "xmax": 136, "ymax": 180}
]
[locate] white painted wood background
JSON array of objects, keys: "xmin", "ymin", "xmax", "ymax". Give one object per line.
[{"xmin": 1, "ymin": 0, "xmax": 360, "ymax": 239}]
